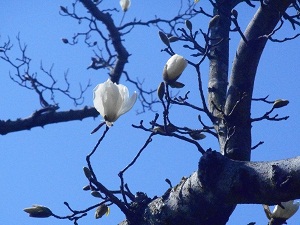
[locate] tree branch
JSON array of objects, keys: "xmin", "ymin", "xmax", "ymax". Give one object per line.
[
  {"xmin": 224, "ymin": 0, "xmax": 293, "ymax": 161},
  {"xmin": 0, "ymin": 106, "xmax": 98, "ymax": 135},
  {"xmin": 120, "ymin": 151, "xmax": 300, "ymax": 225},
  {"xmin": 79, "ymin": 0, "xmax": 130, "ymax": 84},
  {"xmin": 207, "ymin": 1, "xmax": 232, "ymax": 154}
]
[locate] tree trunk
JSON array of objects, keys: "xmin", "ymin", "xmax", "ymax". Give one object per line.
[{"xmin": 119, "ymin": 151, "xmax": 300, "ymax": 225}]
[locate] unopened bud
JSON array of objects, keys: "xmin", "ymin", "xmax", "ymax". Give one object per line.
[
  {"xmin": 60, "ymin": 6, "xmax": 68, "ymax": 14},
  {"xmin": 61, "ymin": 38, "xmax": 69, "ymax": 44},
  {"xmin": 163, "ymin": 54, "xmax": 188, "ymax": 84},
  {"xmin": 169, "ymin": 81, "xmax": 185, "ymax": 89},
  {"xmin": 185, "ymin": 20, "xmax": 193, "ymax": 31},
  {"xmin": 271, "ymin": 200, "xmax": 300, "ymax": 220},
  {"xmin": 95, "ymin": 204, "xmax": 110, "ymax": 219},
  {"xmin": 169, "ymin": 36, "xmax": 179, "ymax": 43},
  {"xmin": 273, "ymin": 99, "xmax": 289, "ymax": 109},
  {"xmin": 189, "ymin": 131, "xmax": 206, "ymax": 140},
  {"xmin": 120, "ymin": 0, "xmax": 131, "ymax": 12},
  {"xmin": 158, "ymin": 31, "xmax": 170, "ymax": 47},
  {"xmin": 157, "ymin": 82, "xmax": 165, "ymax": 101},
  {"xmin": 83, "ymin": 185, "xmax": 91, "ymax": 191},
  {"xmin": 83, "ymin": 167, "xmax": 92, "ymax": 179},
  {"xmin": 24, "ymin": 205, "xmax": 52, "ymax": 218},
  {"xmin": 91, "ymin": 191, "xmax": 101, "ymax": 198}
]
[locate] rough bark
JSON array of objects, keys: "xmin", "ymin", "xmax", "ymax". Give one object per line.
[
  {"xmin": 208, "ymin": 0, "xmax": 232, "ymax": 153},
  {"xmin": 119, "ymin": 151, "xmax": 300, "ymax": 225}
]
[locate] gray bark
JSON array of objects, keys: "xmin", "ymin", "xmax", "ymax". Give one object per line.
[{"xmin": 120, "ymin": 151, "xmax": 300, "ymax": 225}]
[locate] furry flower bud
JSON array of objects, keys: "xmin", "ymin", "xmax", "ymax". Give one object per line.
[
  {"xmin": 163, "ymin": 54, "xmax": 187, "ymax": 84},
  {"xmin": 24, "ymin": 205, "xmax": 52, "ymax": 218},
  {"xmin": 120, "ymin": 0, "xmax": 131, "ymax": 12},
  {"xmin": 272, "ymin": 201, "xmax": 300, "ymax": 219}
]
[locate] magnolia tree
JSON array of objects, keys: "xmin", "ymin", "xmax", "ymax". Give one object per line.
[{"xmin": 1, "ymin": 0, "xmax": 300, "ymax": 224}]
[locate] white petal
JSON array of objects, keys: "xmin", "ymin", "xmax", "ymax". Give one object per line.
[
  {"xmin": 273, "ymin": 200, "xmax": 300, "ymax": 219},
  {"xmin": 93, "ymin": 79, "xmax": 122, "ymax": 122},
  {"xmin": 117, "ymin": 83, "xmax": 130, "ymax": 102},
  {"xmin": 103, "ymin": 81, "xmax": 123, "ymax": 122},
  {"xmin": 93, "ymin": 79, "xmax": 137, "ymax": 124},
  {"xmin": 118, "ymin": 91, "xmax": 137, "ymax": 116},
  {"xmin": 165, "ymin": 54, "xmax": 187, "ymax": 81},
  {"xmin": 93, "ymin": 83, "xmax": 106, "ymax": 118},
  {"xmin": 120, "ymin": 0, "xmax": 131, "ymax": 11}
]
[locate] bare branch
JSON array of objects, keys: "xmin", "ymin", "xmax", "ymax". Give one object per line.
[
  {"xmin": 1, "ymin": 35, "xmax": 90, "ymax": 107},
  {"xmin": 0, "ymin": 107, "xmax": 98, "ymax": 135}
]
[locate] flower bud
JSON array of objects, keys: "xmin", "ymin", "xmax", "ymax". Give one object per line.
[
  {"xmin": 91, "ymin": 191, "xmax": 102, "ymax": 198},
  {"xmin": 82, "ymin": 185, "xmax": 91, "ymax": 191},
  {"xmin": 273, "ymin": 99, "xmax": 289, "ymax": 109},
  {"xmin": 157, "ymin": 82, "xmax": 165, "ymax": 101},
  {"xmin": 163, "ymin": 54, "xmax": 187, "ymax": 84},
  {"xmin": 185, "ymin": 20, "xmax": 193, "ymax": 31},
  {"xmin": 169, "ymin": 36, "xmax": 179, "ymax": 43},
  {"xmin": 273, "ymin": 200, "xmax": 300, "ymax": 219},
  {"xmin": 95, "ymin": 204, "xmax": 110, "ymax": 219},
  {"xmin": 60, "ymin": 6, "xmax": 68, "ymax": 14},
  {"xmin": 83, "ymin": 167, "xmax": 92, "ymax": 179},
  {"xmin": 61, "ymin": 38, "xmax": 69, "ymax": 44},
  {"xmin": 158, "ymin": 31, "xmax": 170, "ymax": 47},
  {"xmin": 169, "ymin": 81, "xmax": 185, "ymax": 89},
  {"xmin": 189, "ymin": 131, "xmax": 206, "ymax": 140},
  {"xmin": 24, "ymin": 205, "xmax": 52, "ymax": 218},
  {"xmin": 120, "ymin": 0, "xmax": 131, "ymax": 12}
]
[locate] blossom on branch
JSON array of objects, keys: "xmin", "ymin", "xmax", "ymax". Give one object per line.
[
  {"xmin": 120, "ymin": 0, "xmax": 131, "ymax": 12},
  {"xmin": 263, "ymin": 200, "xmax": 300, "ymax": 221},
  {"xmin": 273, "ymin": 200, "xmax": 300, "ymax": 219},
  {"xmin": 93, "ymin": 79, "xmax": 137, "ymax": 127},
  {"xmin": 163, "ymin": 54, "xmax": 187, "ymax": 84}
]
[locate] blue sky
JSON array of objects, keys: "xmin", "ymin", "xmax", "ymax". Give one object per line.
[{"xmin": 1, "ymin": 1, "xmax": 300, "ymax": 225}]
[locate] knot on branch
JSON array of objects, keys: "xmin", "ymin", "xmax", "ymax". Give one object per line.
[
  {"xmin": 129, "ymin": 192, "xmax": 153, "ymax": 217},
  {"xmin": 198, "ymin": 150, "xmax": 227, "ymax": 190},
  {"xmin": 271, "ymin": 164, "xmax": 293, "ymax": 191},
  {"xmin": 198, "ymin": 150, "xmax": 259, "ymax": 203}
]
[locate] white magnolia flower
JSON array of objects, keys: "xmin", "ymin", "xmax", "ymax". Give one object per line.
[
  {"xmin": 120, "ymin": 0, "xmax": 131, "ymax": 12},
  {"xmin": 93, "ymin": 79, "xmax": 137, "ymax": 126},
  {"xmin": 272, "ymin": 200, "xmax": 300, "ymax": 219},
  {"xmin": 163, "ymin": 54, "xmax": 187, "ymax": 83}
]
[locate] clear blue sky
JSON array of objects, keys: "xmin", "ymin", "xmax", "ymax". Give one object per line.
[{"xmin": 1, "ymin": 1, "xmax": 300, "ymax": 225}]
